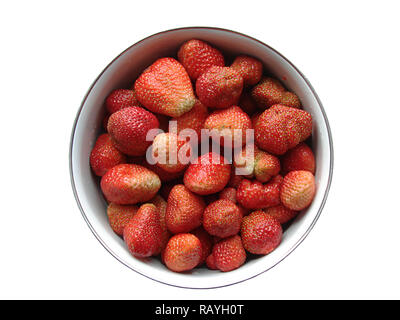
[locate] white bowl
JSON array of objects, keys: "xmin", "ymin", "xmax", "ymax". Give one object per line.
[{"xmin": 69, "ymin": 27, "xmax": 334, "ymax": 289}]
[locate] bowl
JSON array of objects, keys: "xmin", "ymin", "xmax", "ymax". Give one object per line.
[{"xmin": 69, "ymin": 27, "xmax": 334, "ymax": 289}]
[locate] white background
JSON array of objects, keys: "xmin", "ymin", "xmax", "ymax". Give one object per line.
[{"xmin": 1, "ymin": 0, "xmax": 399, "ymax": 299}]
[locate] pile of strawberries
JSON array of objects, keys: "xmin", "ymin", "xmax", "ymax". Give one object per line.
[{"xmin": 89, "ymin": 39, "xmax": 316, "ymax": 273}]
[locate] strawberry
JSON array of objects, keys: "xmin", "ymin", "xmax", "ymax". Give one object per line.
[
  {"xmin": 254, "ymin": 104, "xmax": 312, "ymax": 155},
  {"xmin": 204, "ymin": 105, "xmax": 252, "ymax": 147},
  {"xmin": 205, "ymin": 253, "xmax": 218, "ymax": 270},
  {"xmin": 165, "ymin": 184, "xmax": 206, "ymax": 233},
  {"xmin": 106, "ymin": 203, "xmax": 138, "ymax": 236},
  {"xmin": 123, "ymin": 203, "xmax": 162, "ymax": 258},
  {"xmin": 134, "ymin": 57, "xmax": 196, "ymax": 117},
  {"xmin": 163, "ymin": 233, "xmax": 202, "ymax": 272},
  {"xmin": 90, "ymin": 133, "xmax": 127, "ymax": 176},
  {"xmin": 280, "ymin": 170, "xmax": 316, "ymax": 210},
  {"xmin": 251, "ymin": 77, "xmax": 301, "ymax": 109},
  {"xmin": 183, "ymin": 152, "xmax": 231, "ymax": 195},
  {"xmin": 203, "ymin": 199, "xmax": 242, "ymax": 238},
  {"xmin": 134, "ymin": 157, "xmax": 184, "ymax": 182},
  {"xmin": 175, "ymin": 99, "xmax": 208, "ymax": 140},
  {"xmin": 212, "ymin": 235, "xmax": 246, "ymax": 272},
  {"xmin": 105, "ymin": 89, "xmax": 141, "ymax": 114},
  {"xmin": 191, "ymin": 227, "xmax": 213, "ymax": 265},
  {"xmin": 264, "ymin": 204, "xmax": 298, "ymax": 224},
  {"xmin": 236, "ymin": 175, "xmax": 283, "ymax": 209},
  {"xmin": 149, "ymin": 195, "xmax": 170, "ymax": 254},
  {"xmin": 151, "ymin": 132, "xmax": 191, "ymax": 173},
  {"xmin": 100, "ymin": 164, "xmax": 161, "ymax": 205},
  {"xmin": 239, "ymin": 91, "xmax": 257, "ymax": 115},
  {"xmin": 219, "ymin": 187, "xmax": 237, "ymax": 203},
  {"xmin": 241, "ymin": 211, "xmax": 282, "ymax": 255},
  {"xmin": 107, "ymin": 106, "xmax": 159, "ymax": 156},
  {"xmin": 196, "ymin": 66, "xmax": 243, "ymax": 109},
  {"xmin": 177, "ymin": 39, "xmax": 225, "ymax": 81},
  {"xmin": 281, "ymin": 142, "xmax": 316, "ymax": 175},
  {"xmin": 230, "ymin": 55, "xmax": 263, "ymax": 86},
  {"xmin": 233, "ymin": 145, "xmax": 280, "ymax": 182}
]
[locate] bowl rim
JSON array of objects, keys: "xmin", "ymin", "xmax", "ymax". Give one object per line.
[{"xmin": 69, "ymin": 26, "xmax": 334, "ymax": 289}]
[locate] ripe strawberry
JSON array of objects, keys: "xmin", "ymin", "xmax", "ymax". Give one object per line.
[
  {"xmin": 166, "ymin": 184, "xmax": 206, "ymax": 233},
  {"xmin": 90, "ymin": 133, "xmax": 127, "ymax": 176},
  {"xmin": 239, "ymin": 91, "xmax": 257, "ymax": 115},
  {"xmin": 196, "ymin": 66, "xmax": 243, "ymax": 109},
  {"xmin": 251, "ymin": 77, "xmax": 301, "ymax": 109},
  {"xmin": 236, "ymin": 175, "xmax": 283, "ymax": 209},
  {"xmin": 253, "ymin": 150, "xmax": 281, "ymax": 183},
  {"xmin": 219, "ymin": 187, "xmax": 237, "ymax": 203},
  {"xmin": 106, "ymin": 203, "xmax": 138, "ymax": 236},
  {"xmin": 264, "ymin": 204, "xmax": 298, "ymax": 224},
  {"xmin": 183, "ymin": 152, "xmax": 231, "ymax": 195},
  {"xmin": 105, "ymin": 89, "xmax": 141, "ymax": 114},
  {"xmin": 123, "ymin": 203, "xmax": 162, "ymax": 258},
  {"xmin": 203, "ymin": 199, "xmax": 242, "ymax": 238},
  {"xmin": 254, "ymin": 104, "xmax": 312, "ymax": 155},
  {"xmin": 280, "ymin": 170, "xmax": 316, "ymax": 210},
  {"xmin": 107, "ymin": 106, "xmax": 159, "ymax": 156},
  {"xmin": 191, "ymin": 227, "xmax": 213, "ymax": 265},
  {"xmin": 204, "ymin": 105, "xmax": 252, "ymax": 147},
  {"xmin": 241, "ymin": 211, "xmax": 282, "ymax": 255},
  {"xmin": 212, "ymin": 235, "xmax": 246, "ymax": 272},
  {"xmin": 230, "ymin": 55, "xmax": 263, "ymax": 86},
  {"xmin": 149, "ymin": 195, "xmax": 170, "ymax": 254},
  {"xmin": 100, "ymin": 164, "xmax": 161, "ymax": 205},
  {"xmin": 134, "ymin": 157, "xmax": 184, "ymax": 182},
  {"xmin": 134, "ymin": 57, "xmax": 196, "ymax": 117},
  {"xmin": 163, "ymin": 233, "xmax": 202, "ymax": 272},
  {"xmin": 178, "ymin": 39, "xmax": 225, "ymax": 81},
  {"xmin": 281, "ymin": 142, "xmax": 316, "ymax": 175},
  {"xmin": 151, "ymin": 132, "xmax": 191, "ymax": 173},
  {"xmin": 206, "ymin": 253, "xmax": 218, "ymax": 270},
  {"xmin": 175, "ymin": 99, "xmax": 208, "ymax": 140}
]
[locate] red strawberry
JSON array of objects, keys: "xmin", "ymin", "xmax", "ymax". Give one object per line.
[
  {"xmin": 107, "ymin": 203, "xmax": 138, "ymax": 236},
  {"xmin": 206, "ymin": 253, "xmax": 218, "ymax": 270},
  {"xmin": 123, "ymin": 203, "xmax": 162, "ymax": 258},
  {"xmin": 134, "ymin": 157, "xmax": 184, "ymax": 182},
  {"xmin": 230, "ymin": 55, "xmax": 263, "ymax": 86},
  {"xmin": 149, "ymin": 195, "xmax": 170, "ymax": 254},
  {"xmin": 163, "ymin": 233, "xmax": 202, "ymax": 272},
  {"xmin": 191, "ymin": 227, "xmax": 213, "ymax": 265},
  {"xmin": 100, "ymin": 164, "xmax": 161, "ymax": 205},
  {"xmin": 105, "ymin": 89, "xmax": 141, "ymax": 114},
  {"xmin": 219, "ymin": 187, "xmax": 237, "ymax": 203},
  {"xmin": 175, "ymin": 99, "xmax": 208, "ymax": 140},
  {"xmin": 254, "ymin": 104, "xmax": 312, "ymax": 155},
  {"xmin": 280, "ymin": 170, "xmax": 316, "ymax": 210},
  {"xmin": 166, "ymin": 184, "xmax": 206, "ymax": 233},
  {"xmin": 241, "ymin": 211, "xmax": 282, "ymax": 255},
  {"xmin": 151, "ymin": 132, "xmax": 191, "ymax": 173},
  {"xmin": 239, "ymin": 91, "xmax": 257, "ymax": 115},
  {"xmin": 177, "ymin": 39, "xmax": 225, "ymax": 81},
  {"xmin": 203, "ymin": 199, "xmax": 242, "ymax": 238},
  {"xmin": 204, "ymin": 105, "xmax": 252, "ymax": 147},
  {"xmin": 107, "ymin": 106, "xmax": 159, "ymax": 156},
  {"xmin": 196, "ymin": 66, "xmax": 243, "ymax": 109},
  {"xmin": 281, "ymin": 142, "xmax": 316, "ymax": 174},
  {"xmin": 90, "ymin": 133, "xmax": 127, "ymax": 176},
  {"xmin": 236, "ymin": 175, "xmax": 283, "ymax": 209},
  {"xmin": 251, "ymin": 77, "xmax": 301, "ymax": 109},
  {"xmin": 184, "ymin": 152, "xmax": 231, "ymax": 195},
  {"xmin": 212, "ymin": 235, "xmax": 246, "ymax": 272},
  {"xmin": 264, "ymin": 204, "xmax": 298, "ymax": 224},
  {"xmin": 134, "ymin": 57, "xmax": 196, "ymax": 117}
]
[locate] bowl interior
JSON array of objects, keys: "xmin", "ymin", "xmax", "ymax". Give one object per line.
[{"xmin": 70, "ymin": 28, "xmax": 332, "ymax": 289}]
